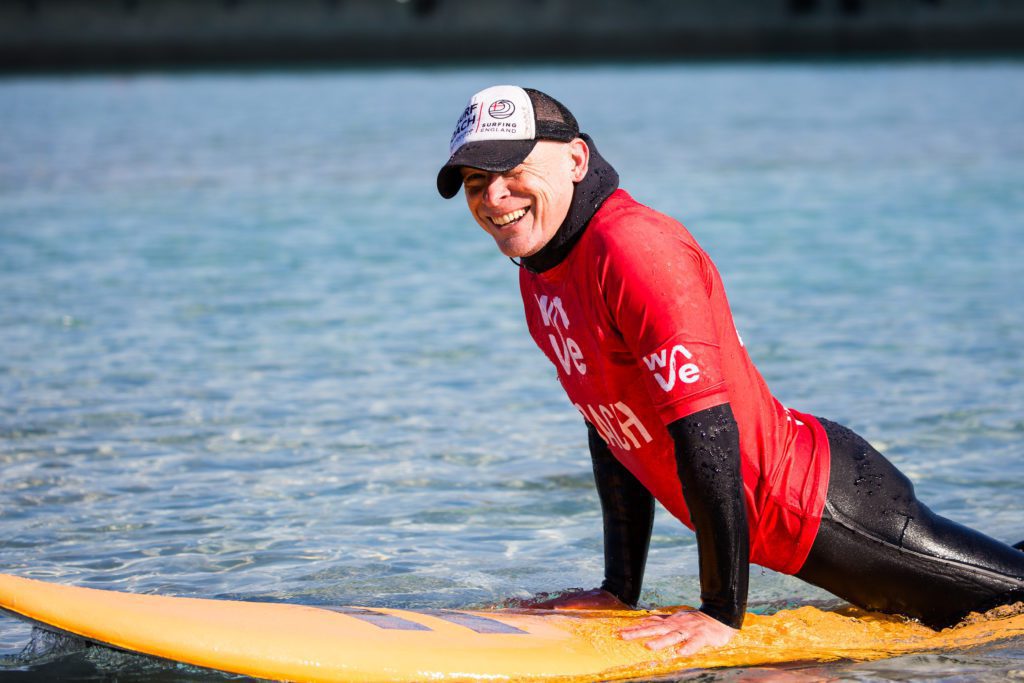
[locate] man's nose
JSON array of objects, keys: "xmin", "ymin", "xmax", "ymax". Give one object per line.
[{"xmin": 482, "ymin": 175, "xmax": 510, "ymax": 207}]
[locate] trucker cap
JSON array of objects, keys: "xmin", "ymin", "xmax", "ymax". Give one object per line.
[{"xmin": 436, "ymin": 85, "xmax": 579, "ymax": 199}]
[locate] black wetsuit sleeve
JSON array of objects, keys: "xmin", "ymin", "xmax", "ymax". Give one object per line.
[
  {"xmin": 588, "ymin": 422, "xmax": 655, "ymax": 607},
  {"xmin": 667, "ymin": 403, "xmax": 749, "ymax": 629}
]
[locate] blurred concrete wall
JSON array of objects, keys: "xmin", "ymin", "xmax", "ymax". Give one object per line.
[{"xmin": 2, "ymin": 0, "xmax": 1023, "ymax": 70}]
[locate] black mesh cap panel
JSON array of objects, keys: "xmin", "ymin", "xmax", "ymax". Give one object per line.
[{"xmin": 525, "ymin": 88, "xmax": 579, "ymax": 142}]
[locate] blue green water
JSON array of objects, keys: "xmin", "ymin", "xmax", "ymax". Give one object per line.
[{"xmin": 1, "ymin": 61, "xmax": 1023, "ymax": 680}]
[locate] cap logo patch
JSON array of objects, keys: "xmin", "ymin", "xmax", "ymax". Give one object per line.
[
  {"xmin": 488, "ymin": 99, "xmax": 515, "ymax": 119},
  {"xmin": 449, "ymin": 102, "xmax": 482, "ymax": 149}
]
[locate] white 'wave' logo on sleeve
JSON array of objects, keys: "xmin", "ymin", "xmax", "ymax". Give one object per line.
[{"xmin": 643, "ymin": 344, "xmax": 701, "ymax": 392}]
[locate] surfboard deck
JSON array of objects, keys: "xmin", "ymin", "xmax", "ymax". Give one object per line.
[{"xmin": 1, "ymin": 573, "xmax": 1023, "ymax": 682}]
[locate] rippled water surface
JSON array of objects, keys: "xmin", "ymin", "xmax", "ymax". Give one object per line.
[{"xmin": 1, "ymin": 61, "xmax": 1023, "ymax": 680}]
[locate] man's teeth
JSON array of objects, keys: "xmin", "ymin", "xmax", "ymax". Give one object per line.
[{"xmin": 492, "ymin": 208, "xmax": 528, "ymax": 226}]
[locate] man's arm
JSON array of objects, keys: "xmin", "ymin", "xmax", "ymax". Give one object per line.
[
  {"xmin": 620, "ymin": 402, "xmax": 748, "ymax": 653},
  {"xmin": 588, "ymin": 422, "xmax": 655, "ymax": 607},
  {"xmin": 667, "ymin": 402, "xmax": 749, "ymax": 628}
]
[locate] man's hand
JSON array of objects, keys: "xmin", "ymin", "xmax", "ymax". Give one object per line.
[
  {"xmin": 522, "ymin": 588, "xmax": 632, "ymax": 610},
  {"xmin": 619, "ymin": 609, "xmax": 737, "ymax": 656}
]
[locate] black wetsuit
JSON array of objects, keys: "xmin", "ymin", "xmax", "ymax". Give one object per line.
[{"xmin": 524, "ymin": 137, "xmax": 1024, "ymax": 631}]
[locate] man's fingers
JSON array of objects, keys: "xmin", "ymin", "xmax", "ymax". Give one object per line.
[
  {"xmin": 674, "ymin": 633, "xmax": 708, "ymax": 657},
  {"xmin": 619, "ymin": 623, "xmax": 668, "ymax": 640},
  {"xmin": 620, "ymin": 622, "xmax": 698, "ymax": 652},
  {"xmin": 619, "ymin": 613, "xmax": 695, "ymax": 639},
  {"xmin": 618, "ymin": 611, "xmax": 737, "ymax": 657},
  {"xmin": 644, "ymin": 629, "xmax": 689, "ymax": 651},
  {"xmin": 619, "ymin": 616, "xmax": 673, "ymax": 640},
  {"xmin": 619, "ymin": 615, "xmax": 695, "ymax": 650}
]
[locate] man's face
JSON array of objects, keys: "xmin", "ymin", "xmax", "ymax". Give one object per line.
[{"xmin": 460, "ymin": 139, "xmax": 589, "ymax": 259}]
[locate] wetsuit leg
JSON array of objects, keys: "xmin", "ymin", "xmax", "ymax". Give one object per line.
[{"xmin": 796, "ymin": 418, "xmax": 1024, "ymax": 628}]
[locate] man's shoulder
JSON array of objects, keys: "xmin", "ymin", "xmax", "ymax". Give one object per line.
[
  {"xmin": 585, "ymin": 189, "xmax": 697, "ymax": 259},
  {"xmin": 592, "ymin": 189, "xmax": 676, "ymax": 225}
]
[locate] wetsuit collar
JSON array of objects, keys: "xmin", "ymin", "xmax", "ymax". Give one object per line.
[{"xmin": 519, "ymin": 134, "xmax": 619, "ymax": 274}]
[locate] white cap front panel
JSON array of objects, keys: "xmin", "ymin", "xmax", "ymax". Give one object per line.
[{"xmin": 448, "ymin": 85, "xmax": 536, "ymax": 155}]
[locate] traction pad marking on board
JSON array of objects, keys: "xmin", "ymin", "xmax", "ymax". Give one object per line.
[{"xmin": 319, "ymin": 606, "xmax": 527, "ymax": 634}]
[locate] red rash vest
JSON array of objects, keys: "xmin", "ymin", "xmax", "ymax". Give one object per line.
[{"xmin": 520, "ymin": 189, "xmax": 830, "ymax": 575}]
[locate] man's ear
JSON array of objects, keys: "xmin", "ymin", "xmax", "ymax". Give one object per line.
[{"xmin": 568, "ymin": 138, "xmax": 590, "ymax": 182}]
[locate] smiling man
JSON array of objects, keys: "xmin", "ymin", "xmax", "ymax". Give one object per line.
[{"xmin": 436, "ymin": 85, "xmax": 1024, "ymax": 656}]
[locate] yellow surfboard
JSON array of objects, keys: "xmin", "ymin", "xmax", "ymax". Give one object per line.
[{"xmin": 1, "ymin": 573, "xmax": 1023, "ymax": 682}]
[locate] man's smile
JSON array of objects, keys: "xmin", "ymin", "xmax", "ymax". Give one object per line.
[{"xmin": 489, "ymin": 207, "xmax": 530, "ymax": 227}]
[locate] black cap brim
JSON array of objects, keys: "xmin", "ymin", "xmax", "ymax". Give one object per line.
[{"xmin": 436, "ymin": 139, "xmax": 538, "ymax": 199}]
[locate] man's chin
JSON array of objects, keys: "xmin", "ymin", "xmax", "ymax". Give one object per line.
[
  {"xmin": 496, "ymin": 240, "xmax": 529, "ymax": 259},
  {"xmin": 495, "ymin": 234, "xmax": 548, "ymax": 260},
  {"xmin": 498, "ymin": 245, "xmax": 542, "ymax": 260}
]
